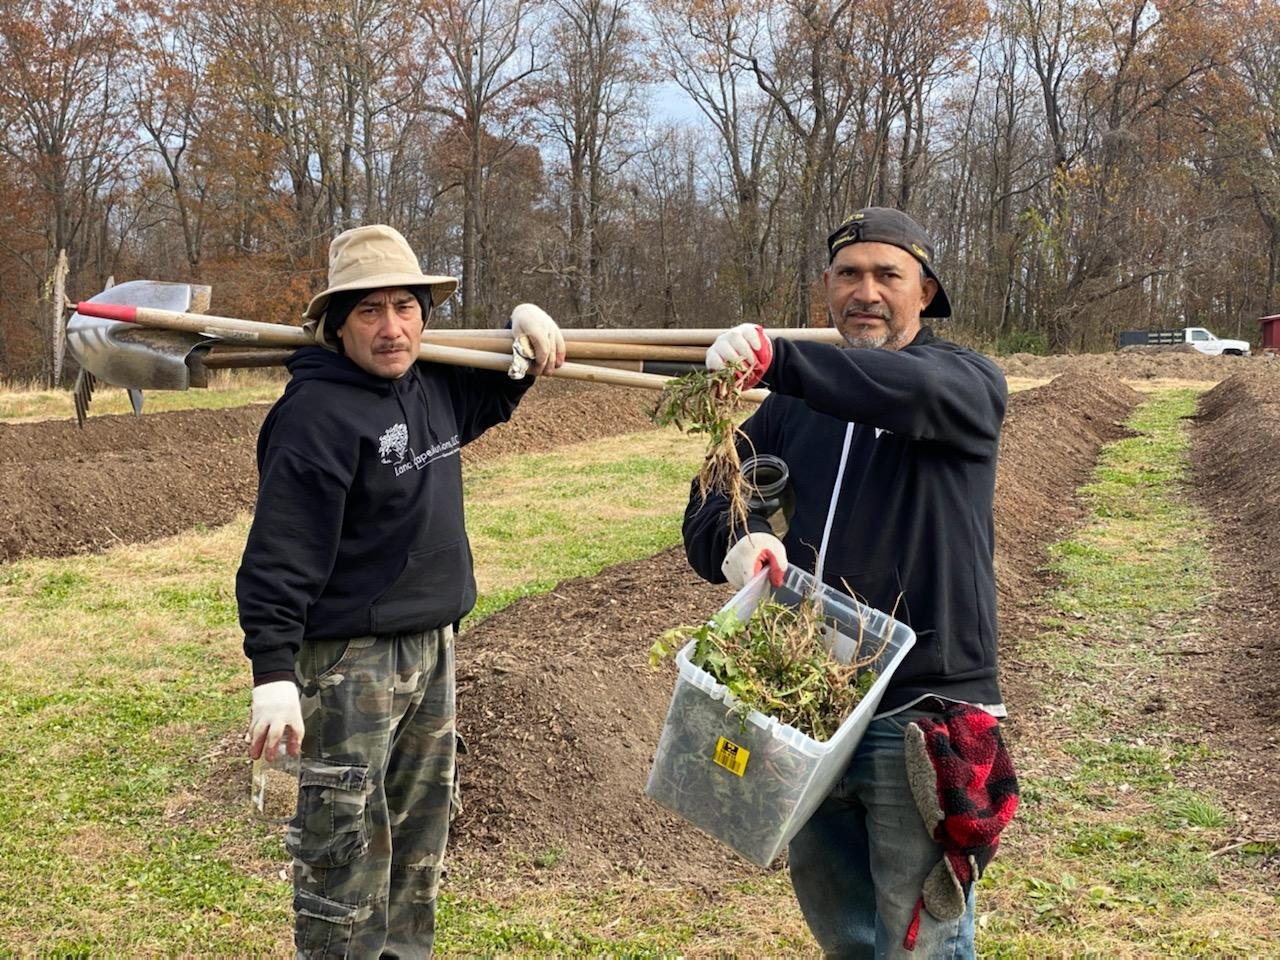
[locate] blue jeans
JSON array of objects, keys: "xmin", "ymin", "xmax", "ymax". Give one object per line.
[{"xmin": 788, "ymin": 707, "xmax": 976, "ymax": 960}]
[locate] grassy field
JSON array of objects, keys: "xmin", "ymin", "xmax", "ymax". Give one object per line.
[
  {"xmin": 0, "ymin": 425, "xmax": 708, "ymax": 954},
  {"xmin": 0, "ymin": 390, "xmax": 1276, "ymax": 955},
  {"xmin": 976, "ymin": 391, "xmax": 1279, "ymax": 957}
]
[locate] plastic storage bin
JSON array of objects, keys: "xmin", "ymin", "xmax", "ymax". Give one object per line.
[{"xmin": 645, "ymin": 565, "xmax": 916, "ymax": 867}]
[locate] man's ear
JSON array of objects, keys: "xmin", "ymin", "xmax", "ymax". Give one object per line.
[{"xmin": 920, "ymin": 276, "xmax": 938, "ymax": 311}]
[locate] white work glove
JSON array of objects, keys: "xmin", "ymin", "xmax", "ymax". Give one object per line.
[
  {"xmin": 707, "ymin": 323, "xmax": 773, "ymax": 389},
  {"xmin": 722, "ymin": 531, "xmax": 788, "ymax": 589},
  {"xmin": 248, "ymin": 680, "xmax": 304, "ymax": 761},
  {"xmin": 509, "ymin": 303, "xmax": 567, "ymax": 377}
]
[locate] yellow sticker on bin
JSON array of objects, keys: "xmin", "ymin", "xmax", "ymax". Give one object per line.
[{"xmin": 713, "ymin": 736, "xmax": 750, "ymax": 776}]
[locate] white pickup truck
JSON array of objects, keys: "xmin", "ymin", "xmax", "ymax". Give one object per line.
[{"xmin": 1117, "ymin": 327, "xmax": 1252, "ymax": 356}]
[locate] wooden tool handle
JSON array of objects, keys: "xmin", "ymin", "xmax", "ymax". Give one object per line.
[{"xmin": 424, "ymin": 327, "xmax": 843, "ymax": 346}]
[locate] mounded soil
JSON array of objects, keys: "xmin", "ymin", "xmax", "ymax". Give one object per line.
[
  {"xmin": 1188, "ymin": 369, "xmax": 1280, "ymax": 833},
  {"xmin": 448, "ymin": 371, "xmax": 1146, "ymax": 881},
  {"xmin": 0, "ymin": 379, "xmax": 659, "ymax": 564},
  {"xmin": 999, "ymin": 350, "xmax": 1271, "ymax": 382}
]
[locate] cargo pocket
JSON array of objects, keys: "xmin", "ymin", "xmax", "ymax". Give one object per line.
[
  {"xmin": 294, "ymin": 888, "xmax": 376, "ymax": 956},
  {"xmin": 286, "ymin": 760, "xmax": 371, "ymax": 868},
  {"xmin": 450, "ymin": 733, "xmax": 467, "ymax": 822}
]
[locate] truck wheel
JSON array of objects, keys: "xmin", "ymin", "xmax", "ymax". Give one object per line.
[{"xmin": 1224, "ymin": 349, "xmax": 1244, "ymax": 356}]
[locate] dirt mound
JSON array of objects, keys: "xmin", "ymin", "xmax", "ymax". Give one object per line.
[
  {"xmin": 994, "ymin": 372, "xmax": 1142, "ymax": 613},
  {"xmin": 0, "ymin": 380, "xmax": 658, "ymax": 564},
  {"xmin": 450, "ymin": 372, "xmax": 1143, "ymax": 880},
  {"xmin": 452, "ymin": 549, "xmax": 737, "ymax": 880},
  {"xmin": 1186, "ymin": 372, "xmax": 1280, "ymax": 828},
  {"xmin": 997, "ymin": 350, "xmax": 1270, "ymax": 382}
]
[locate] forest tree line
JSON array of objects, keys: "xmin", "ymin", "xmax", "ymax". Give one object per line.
[{"xmin": 1, "ymin": 0, "xmax": 1277, "ymax": 381}]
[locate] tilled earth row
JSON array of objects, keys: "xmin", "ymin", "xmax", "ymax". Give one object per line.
[
  {"xmin": 1186, "ymin": 372, "xmax": 1280, "ymax": 835},
  {"xmin": 0, "ymin": 380, "xmax": 658, "ymax": 563}
]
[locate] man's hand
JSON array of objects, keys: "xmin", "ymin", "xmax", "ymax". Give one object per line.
[
  {"xmin": 707, "ymin": 323, "xmax": 772, "ymax": 389},
  {"xmin": 510, "ymin": 303, "xmax": 567, "ymax": 376},
  {"xmin": 249, "ymin": 680, "xmax": 304, "ymax": 761},
  {"xmin": 722, "ymin": 532, "xmax": 787, "ymax": 589}
]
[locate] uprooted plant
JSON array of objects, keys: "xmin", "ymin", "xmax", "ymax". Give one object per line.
[
  {"xmin": 650, "ymin": 364, "xmax": 752, "ymax": 531},
  {"xmin": 651, "ymin": 593, "xmax": 887, "ymax": 742}
]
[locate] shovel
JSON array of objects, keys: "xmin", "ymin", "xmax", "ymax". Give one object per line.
[{"xmin": 66, "ymin": 280, "xmax": 220, "ymax": 424}]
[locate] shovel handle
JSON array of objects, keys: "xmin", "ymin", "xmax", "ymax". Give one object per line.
[{"xmin": 77, "ymin": 300, "xmax": 311, "ymax": 346}]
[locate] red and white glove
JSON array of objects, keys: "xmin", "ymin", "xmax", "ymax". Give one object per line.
[
  {"xmin": 707, "ymin": 323, "xmax": 773, "ymax": 389},
  {"xmin": 510, "ymin": 303, "xmax": 567, "ymax": 376},
  {"xmin": 722, "ymin": 532, "xmax": 787, "ymax": 589},
  {"xmin": 248, "ymin": 680, "xmax": 304, "ymax": 761}
]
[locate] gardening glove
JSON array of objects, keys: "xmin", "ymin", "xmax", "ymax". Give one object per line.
[
  {"xmin": 721, "ymin": 531, "xmax": 787, "ymax": 589},
  {"xmin": 248, "ymin": 680, "xmax": 304, "ymax": 762},
  {"xmin": 707, "ymin": 323, "xmax": 772, "ymax": 389},
  {"xmin": 901, "ymin": 704, "xmax": 1019, "ymax": 950},
  {"xmin": 510, "ymin": 303, "xmax": 567, "ymax": 377}
]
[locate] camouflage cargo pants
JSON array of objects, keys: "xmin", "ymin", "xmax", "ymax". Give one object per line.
[{"xmin": 288, "ymin": 626, "xmax": 458, "ymax": 959}]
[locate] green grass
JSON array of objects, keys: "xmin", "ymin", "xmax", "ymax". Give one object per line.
[
  {"xmin": 463, "ymin": 438, "xmax": 706, "ymax": 623},
  {"xmin": 977, "ymin": 389, "xmax": 1279, "ymax": 957}
]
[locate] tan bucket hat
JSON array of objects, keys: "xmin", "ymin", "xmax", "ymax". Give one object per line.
[{"xmin": 302, "ymin": 225, "xmax": 458, "ymax": 341}]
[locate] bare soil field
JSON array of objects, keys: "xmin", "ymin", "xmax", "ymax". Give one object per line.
[{"xmin": 0, "ymin": 379, "xmax": 658, "ymax": 563}]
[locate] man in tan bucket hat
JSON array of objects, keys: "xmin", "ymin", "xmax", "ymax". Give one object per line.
[{"xmin": 237, "ymin": 224, "xmax": 564, "ymax": 957}]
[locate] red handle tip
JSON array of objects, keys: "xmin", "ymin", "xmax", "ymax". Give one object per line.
[{"xmin": 76, "ymin": 301, "xmax": 138, "ymax": 322}]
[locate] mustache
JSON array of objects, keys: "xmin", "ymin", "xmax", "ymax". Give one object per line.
[{"xmin": 843, "ymin": 303, "xmax": 892, "ymax": 321}]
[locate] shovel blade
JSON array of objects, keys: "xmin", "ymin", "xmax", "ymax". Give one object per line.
[{"xmin": 67, "ymin": 280, "xmax": 215, "ymax": 390}]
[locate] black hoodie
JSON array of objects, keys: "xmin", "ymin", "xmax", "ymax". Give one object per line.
[
  {"xmin": 682, "ymin": 327, "xmax": 1007, "ymax": 713},
  {"xmin": 237, "ymin": 346, "xmax": 532, "ymax": 683}
]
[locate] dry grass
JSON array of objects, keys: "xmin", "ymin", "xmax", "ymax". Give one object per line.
[
  {"xmin": 441, "ymin": 860, "xmax": 818, "ymax": 957},
  {"xmin": 0, "ymin": 368, "xmax": 287, "ymax": 423}
]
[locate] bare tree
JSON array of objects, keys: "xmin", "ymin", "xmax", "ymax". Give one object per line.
[
  {"xmin": 653, "ymin": 0, "xmax": 785, "ymax": 323},
  {"xmin": 539, "ymin": 0, "xmax": 644, "ymax": 325},
  {"xmin": 0, "ymin": 0, "xmax": 134, "ymax": 383},
  {"xmin": 419, "ymin": 0, "xmax": 540, "ymax": 324}
]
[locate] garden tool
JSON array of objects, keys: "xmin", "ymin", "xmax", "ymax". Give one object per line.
[{"xmin": 65, "ymin": 283, "xmax": 795, "ymax": 425}]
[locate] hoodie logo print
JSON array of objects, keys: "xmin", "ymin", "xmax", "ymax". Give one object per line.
[
  {"xmin": 378, "ymin": 420, "xmax": 462, "ymax": 476},
  {"xmin": 378, "ymin": 422, "xmax": 410, "ymax": 464}
]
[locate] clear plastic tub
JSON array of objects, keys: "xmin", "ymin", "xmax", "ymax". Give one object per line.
[{"xmin": 645, "ymin": 565, "xmax": 916, "ymax": 867}]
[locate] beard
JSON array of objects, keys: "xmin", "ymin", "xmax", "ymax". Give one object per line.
[
  {"xmin": 841, "ymin": 327, "xmax": 890, "ymax": 350},
  {"xmin": 837, "ymin": 303, "xmax": 896, "ymax": 350}
]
